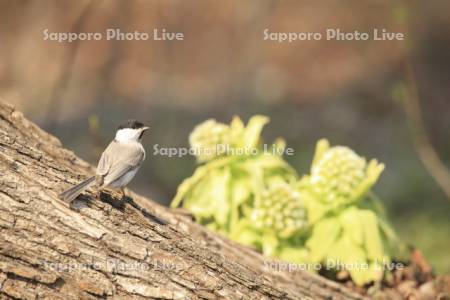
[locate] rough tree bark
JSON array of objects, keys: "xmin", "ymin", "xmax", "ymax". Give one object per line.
[{"xmin": 0, "ymin": 101, "xmax": 367, "ymax": 300}]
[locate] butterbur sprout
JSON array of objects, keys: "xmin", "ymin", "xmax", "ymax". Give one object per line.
[
  {"xmin": 251, "ymin": 182, "xmax": 307, "ymax": 237},
  {"xmin": 310, "ymin": 146, "xmax": 367, "ymax": 205},
  {"xmin": 189, "ymin": 119, "xmax": 231, "ymax": 162},
  {"xmin": 174, "ymin": 119, "xmax": 394, "ymax": 287}
]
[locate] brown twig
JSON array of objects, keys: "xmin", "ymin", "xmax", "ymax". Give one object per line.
[
  {"xmin": 400, "ymin": 61, "xmax": 450, "ymax": 201},
  {"xmin": 395, "ymin": 0, "xmax": 450, "ymax": 201}
]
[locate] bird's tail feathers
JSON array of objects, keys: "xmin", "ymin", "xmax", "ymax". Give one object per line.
[{"xmin": 59, "ymin": 176, "xmax": 96, "ymax": 202}]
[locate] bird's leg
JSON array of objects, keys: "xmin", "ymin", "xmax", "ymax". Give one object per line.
[
  {"xmin": 120, "ymin": 187, "xmax": 126, "ymax": 199},
  {"xmin": 96, "ymin": 175, "xmax": 104, "ymax": 199}
]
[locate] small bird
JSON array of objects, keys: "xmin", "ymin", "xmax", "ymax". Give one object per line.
[{"xmin": 59, "ymin": 119, "xmax": 149, "ymax": 202}]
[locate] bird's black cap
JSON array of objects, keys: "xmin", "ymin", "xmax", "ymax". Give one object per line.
[{"xmin": 118, "ymin": 119, "xmax": 145, "ymax": 130}]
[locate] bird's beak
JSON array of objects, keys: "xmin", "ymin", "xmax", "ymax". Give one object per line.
[{"xmin": 142, "ymin": 126, "xmax": 150, "ymax": 131}]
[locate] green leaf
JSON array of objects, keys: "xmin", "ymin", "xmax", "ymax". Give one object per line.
[
  {"xmin": 243, "ymin": 115, "xmax": 269, "ymax": 148},
  {"xmin": 262, "ymin": 233, "xmax": 279, "ymax": 257},
  {"xmin": 311, "ymin": 139, "xmax": 330, "ymax": 169},
  {"xmin": 258, "ymin": 154, "xmax": 298, "ymax": 177},
  {"xmin": 230, "ymin": 116, "xmax": 245, "ymax": 132},
  {"xmin": 230, "ymin": 171, "xmax": 251, "ymax": 206},
  {"xmin": 306, "ymin": 217, "xmax": 341, "ymax": 262},
  {"xmin": 278, "ymin": 247, "xmax": 310, "ymax": 265},
  {"xmin": 182, "ymin": 170, "xmax": 219, "ymax": 218},
  {"xmin": 242, "ymin": 158, "xmax": 265, "ymax": 195},
  {"xmin": 230, "ymin": 219, "xmax": 262, "ymax": 248},
  {"xmin": 300, "ymin": 188, "xmax": 329, "ymax": 224},
  {"xmin": 327, "ymin": 235, "xmax": 371, "ymax": 286},
  {"xmin": 209, "ymin": 167, "xmax": 231, "ymax": 226},
  {"xmin": 171, "ymin": 165, "xmax": 208, "ymax": 208},
  {"xmin": 181, "ymin": 167, "xmax": 231, "ymax": 228},
  {"xmin": 229, "ymin": 167, "xmax": 252, "ymax": 229},
  {"xmin": 272, "ymin": 138, "xmax": 286, "ymax": 156},
  {"xmin": 171, "ymin": 155, "xmax": 238, "ymax": 208},
  {"xmin": 339, "ymin": 207, "xmax": 364, "ymax": 246},
  {"xmin": 351, "ymin": 159, "xmax": 385, "ymax": 202},
  {"xmin": 359, "ymin": 210, "xmax": 384, "ymax": 261}
]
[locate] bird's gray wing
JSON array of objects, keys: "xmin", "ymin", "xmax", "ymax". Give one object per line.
[
  {"xmin": 101, "ymin": 142, "xmax": 145, "ymax": 186},
  {"xmin": 96, "ymin": 142, "xmax": 113, "ymax": 176}
]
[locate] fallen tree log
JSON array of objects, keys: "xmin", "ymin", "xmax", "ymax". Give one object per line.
[{"xmin": 0, "ymin": 101, "xmax": 368, "ymax": 300}]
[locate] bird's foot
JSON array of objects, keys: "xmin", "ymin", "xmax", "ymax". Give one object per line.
[
  {"xmin": 97, "ymin": 188, "xmax": 103, "ymax": 199},
  {"xmin": 120, "ymin": 187, "xmax": 128, "ymax": 200}
]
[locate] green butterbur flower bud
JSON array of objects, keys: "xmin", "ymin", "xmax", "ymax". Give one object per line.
[
  {"xmin": 310, "ymin": 145, "xmax": 367, "ymax": 205},
  {"xmin": 251, "ymin": 183, "xmax": 306, "ymax": 237},
  {"xmin": 189, "ymin": 119, "xmax": 231, "ymax": 162}
]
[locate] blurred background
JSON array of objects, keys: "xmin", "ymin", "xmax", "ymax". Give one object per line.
[{"xmin": 0, "ymin": 0, "xmax": 449, "ymax": 273}]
